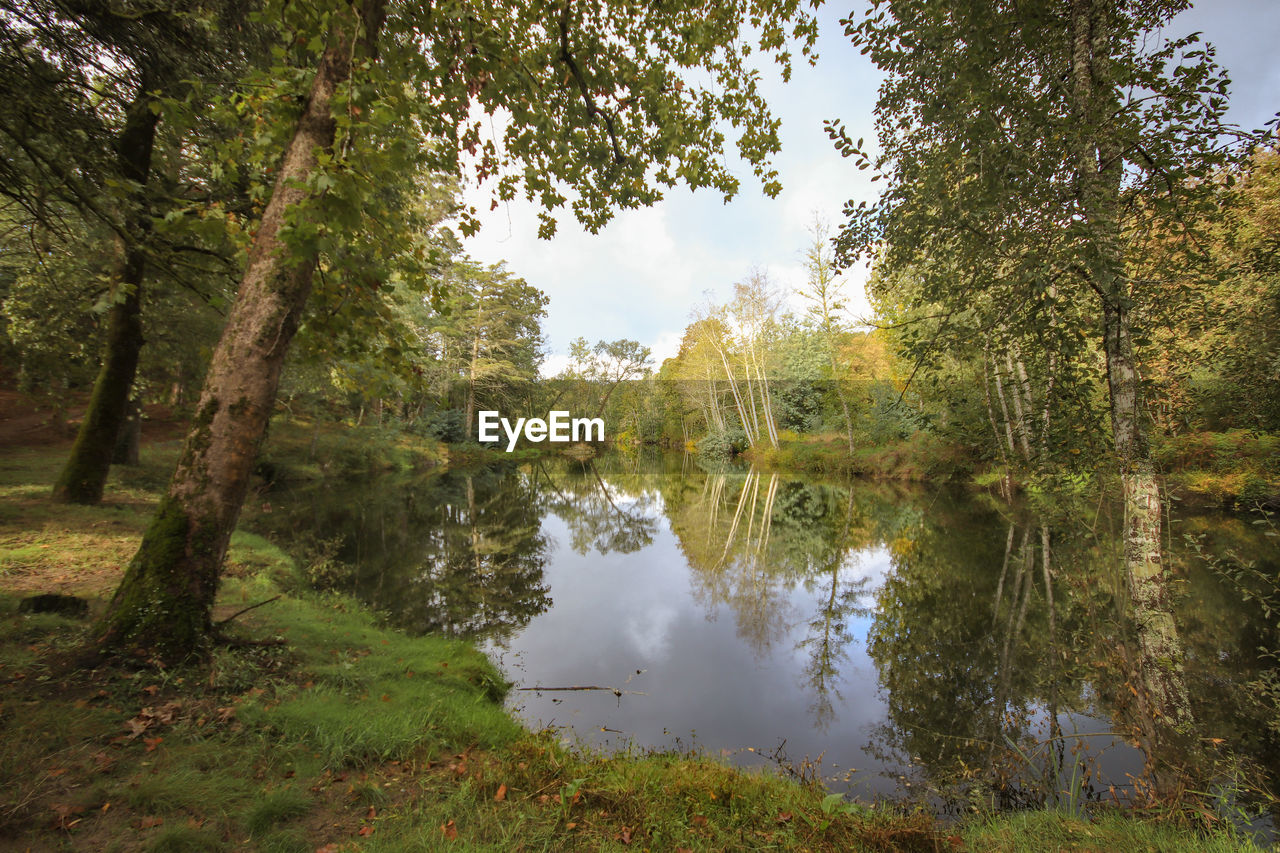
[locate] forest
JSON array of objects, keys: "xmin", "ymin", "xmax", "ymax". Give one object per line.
[{"xmin": 1, "ymin": 0, "xmax": 1277, "ymax": 850}]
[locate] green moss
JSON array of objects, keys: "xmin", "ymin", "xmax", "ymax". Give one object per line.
[{"xmin": 95, "ymin": 497, "xmax": 219, "ymax": 661}]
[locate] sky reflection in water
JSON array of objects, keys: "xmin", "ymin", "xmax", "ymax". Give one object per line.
[{"xmin": 263, "ymin": 453, "xmax": 1278, "ymax": 808}]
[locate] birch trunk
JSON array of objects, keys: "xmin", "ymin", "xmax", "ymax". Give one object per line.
[{"xmin": 1070, "ymin": 0, "xmax": 1191, "ymax": 730}]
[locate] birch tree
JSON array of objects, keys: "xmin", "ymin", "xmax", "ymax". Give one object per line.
[{"xmin": 834, "ymin": 0, "xmax": 1249, "ymax": 738}]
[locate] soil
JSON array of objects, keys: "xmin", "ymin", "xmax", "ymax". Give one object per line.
[{"xmin": 0, "ymin": 386, "xmax": 188, "ymax": 452}]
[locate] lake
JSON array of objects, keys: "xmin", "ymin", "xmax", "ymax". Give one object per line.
[{"xmin": 253, "ymin": 451, "xmax": 1279, "ymax": 816}]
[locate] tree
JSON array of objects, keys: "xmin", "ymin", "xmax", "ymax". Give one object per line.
[
  {"xmin": 833, "ymin": 0, "xmax": 1250, "ymax": 736},
  {"xmin": 0, "ymin": 0, "xmax": 257, "ymax": 503},
  {"xmin": 563, "ymin": 337, "xmax": 654, "ymax": 424},
  {"xmin": 430, "ymin": 260, "xmax": 548, "ymax": 437},
  {"xmin": 798, "ymin": 218, "xmax": 856, "ymax": 452},
  {"xmin": 96, "ymin": 0, "xmax": 821, "ymax": 660}
]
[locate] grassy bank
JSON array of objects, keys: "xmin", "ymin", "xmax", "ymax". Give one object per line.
[
  {"xmin": 256, "ymin": 416, "xmax": 577, "ymax": 482},
  {"xmin": 0, "ymin": 445, "xmax": 1268, "ymax": 851},
  {"xmin": 739, "ymin": 429, "xmax": 1280, "ymax": 509},
  {"xmin": 1156, "ymin": 430, "xmax": 1280, "ymax": 510},
  {"xmin": 743, "ymin": 431, "xmax": 972, "ymax": 482}
]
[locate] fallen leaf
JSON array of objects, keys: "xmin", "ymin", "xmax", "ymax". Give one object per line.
[
  {"xmin": 441, "ymin": 819, "xmax": 458, "ymax": 840},
  {"xmin": 566, "ymin": 821, "xmax": 577, "ymax": 830},
  {"xmin": 358, "ymin": 825, "xmax": 373, "ymax": 837},
  {"xmin": 139, "ymin": 816, "xmax": 163, "ymax": 829},
  {"xmin": 50, "ymin": 803, "xmax": 85, "ymax": 829},
  {"xmin": 315, "ymin": 844, "xmax": 341, "ymax": 853},
  {"xmin": 143, "ymin": 685, "xmax": 159, "ymax": 695},
  {"xmin": 691, "ymin": 814, "xmax": 707, "ymax": 827},
  {"xmin": 494, "ymin": 784, "xmax": 507, "ymax": 802},
  {"xmin": 776, "ymin": 810, "xmax": 793, "ymax": 823},
  {"xmin": 619, "ymin": 826, "xmax": 633, "ymax": 844},
  {"xmin": 144, "ymin": 736, "xmax": 163, "ymax": 753}
]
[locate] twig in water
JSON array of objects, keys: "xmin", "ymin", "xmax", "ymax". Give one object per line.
[{"xmin": 516, "ymin": 685, "xmax": 647, "ymax": 698}]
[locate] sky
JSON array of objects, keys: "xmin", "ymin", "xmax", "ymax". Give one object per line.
[{"xmin": 461, "ymin": 1, "xmax": 1280, "ymax": 377}]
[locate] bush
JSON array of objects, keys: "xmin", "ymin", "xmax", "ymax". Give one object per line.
[
  {"xmin": 696, "ymin": 426, "xmax": 748, "ymax": 459},
  {"xmin": 415, "ymin": 408, "xmax": 466, "ymax": 443}
]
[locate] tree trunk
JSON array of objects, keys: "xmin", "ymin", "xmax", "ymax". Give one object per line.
[
  {"xmin": 95, "ymin": 23, "xmax": 361, "ymax": 660},
  {"xmin": 465, "ymin": 333, "xmax": 479, "ymax": 438},
  {"xmin": 52, "ymin": 90, "xmax": 158, "ymax": 503},
  {"xmin": 112, "ymin": 397, "xmax": 142, "ymax": 466},
  {"xmin": 1071, "ymin": 0, "xmax": 1192, "ymax": 733}
]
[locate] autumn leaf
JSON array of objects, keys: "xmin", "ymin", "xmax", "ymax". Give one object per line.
[
  {"xmin": 366, "ymin": 806, "xmax": 376, "ymax": 819},
  {"xmin": 357, "ymin": 825, "xmax": 373, "ymax": 837},
  {"xmin": 144, "ymin": 736, "xmax": 163, "ymax": 752},
  {"xmin": 50, "ymin": 803, "xmax": 84, "ymax": 829},
  {"xmin": 619, "ymin": 826, "xmax": 633, "ymax": 844},
  {"xmin": 139, "ymin": 816, "xmax": 163, "ymax": 829},
  {"xmin": 776, "ymin": 810, "xmax": 793, "ymax": 823},
  {"xmin": 440, "ymin": 819, "xmax": 458, "ymax": 840},
  {"xmin": 494, "ymin": 783, "xmax": 507, "ymax": 802}
]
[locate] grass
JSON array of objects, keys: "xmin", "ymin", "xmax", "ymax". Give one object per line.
[
  {"xmin": 1156, "ymin": 430, "xmax": 1279, "ymax": 509},
  {"xmin": 0, "ymin": 439, "xmax": 1271, "ymax": 851},
  {"xmin": 961, "ymin": 809, "xmax": 1264, "ymax": 852},
  {"xmin": 258, "ymin": 417, "xmax": 447, "ymax": 481},
  {"xmin": 744, "ymin": 431, "xmax": 972, "ymax": 481}
]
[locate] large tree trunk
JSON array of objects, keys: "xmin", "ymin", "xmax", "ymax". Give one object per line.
[
  {"xmin": 52, "ymin": 91, "xmax": 158, "ymax": 504},
  {"xmin": 1071, "ymin": 0, "xmax": 1192, "ymax": 735},
  {"xmin": 96, "ymin": 24, "xmax": 360, "ymax": 660}
]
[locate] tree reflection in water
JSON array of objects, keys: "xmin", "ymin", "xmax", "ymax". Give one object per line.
[{"xmin": 258, "ymin": 453, "xmax": 1278, "ymax": 819}]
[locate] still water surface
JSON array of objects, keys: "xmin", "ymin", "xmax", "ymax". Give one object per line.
[{"xmin": 256, "ymin": 452, "xmax": 1278, "ymax": 809}]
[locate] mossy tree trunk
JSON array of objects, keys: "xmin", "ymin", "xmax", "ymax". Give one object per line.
[
  {"xmin": 96, "ymin": 23, "xmax": 362, "ymax": 661},
  {"xmin": 51, "ymin": 90, "xmax": 158, "ymax": 504}
]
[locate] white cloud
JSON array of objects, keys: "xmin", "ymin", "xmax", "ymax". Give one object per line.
[{"xmin": 457, "ymin": 4, "xmax": 1277, "ymax": 361}]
